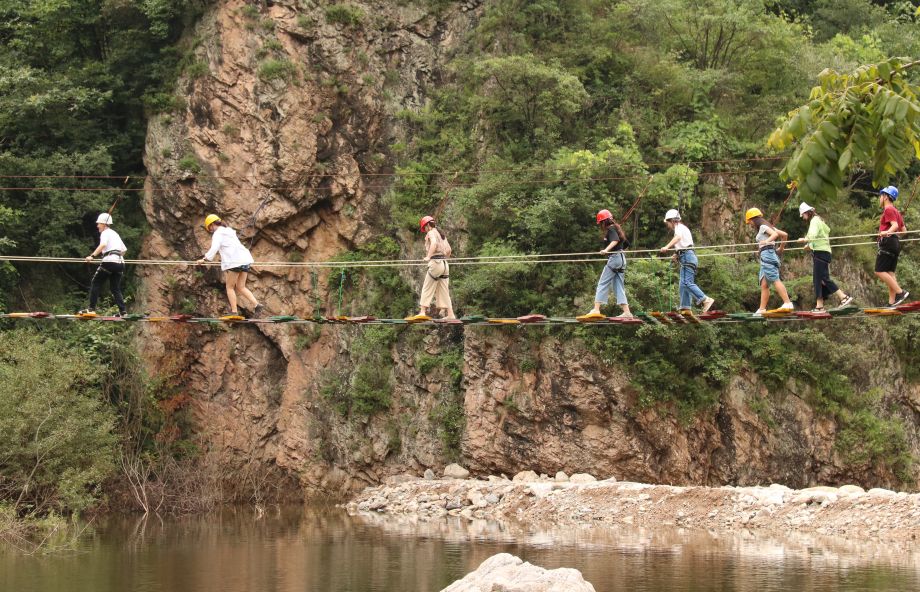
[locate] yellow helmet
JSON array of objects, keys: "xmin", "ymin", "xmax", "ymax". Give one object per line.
[
  {"xmin": 744, "ymin": 207, "xmax": 763, "ymax": 222},
  {"xmin": 204, "ymin": 214, "xmax": 221, "ymax": 230}
]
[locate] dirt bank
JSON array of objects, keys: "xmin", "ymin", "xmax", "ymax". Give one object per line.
[{"xmin": 346, "ymin": 471, "xmax": 920, "ymax": 544}]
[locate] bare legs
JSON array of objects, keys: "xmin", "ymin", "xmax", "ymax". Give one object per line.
[
  {"xmin": 224, "ymin": 271, "xmax": 260, "ymax": 313},
  {"xmin": 758, "ymin": 278, "xmax": 792, "ymax": 311},
  {"xmin": 875, "ymin": 271, "xmax": 902, "ymax": 305}
]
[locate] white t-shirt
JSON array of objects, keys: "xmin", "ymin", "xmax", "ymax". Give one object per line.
[
  {"xmin": 756, "ymin": 224, "xmax": 774, "ymax": 244},
  {"xmin": 204, "ymin": 226, "xmax": 255, "ymax": 270},
  {"xmin": 673, "ymin": 223, "xmax": 694, "ymax": 249},
  {"xmin": 99, "ymin": 228, "xmax": 127, "ymax": 262}
]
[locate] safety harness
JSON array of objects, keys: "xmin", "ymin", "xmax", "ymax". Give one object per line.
[
  {"xmin": 428, "ymin": 255, "xmax": 450, "ymax": 280},
  {"xmin": 877, "ymin": 235, "xmax": 901, "ymax": 258},
  {"xmin": 604, "ymin": 251, "xmax": 626, "ymax": 273},
  {"xmin": 676, "ymin": 248, "xmax": 697, "ymax": 270}
]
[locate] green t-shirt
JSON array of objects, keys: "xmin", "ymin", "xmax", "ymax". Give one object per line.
[{"xmin": 805, "ymin": 215, "xmax": 831, "ymax": 253}]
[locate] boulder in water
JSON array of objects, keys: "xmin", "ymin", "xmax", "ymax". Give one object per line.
[{"xmin": 440, "ymin": 553, "xmax": 596, "ymax": 592}]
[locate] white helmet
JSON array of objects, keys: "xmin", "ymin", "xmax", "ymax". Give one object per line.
[
  {"xmin": 798, "ymin": 202, "xmax": 814, "ymax": 218},
  {"xmin": 664, "ymin": 209, "xmax": 681, "ymax": 222},
  {"xmin": 96, "ymin": 213, "xmax": 113, "ymax": 225}
]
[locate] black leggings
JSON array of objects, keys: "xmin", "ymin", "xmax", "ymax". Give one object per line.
[
  {"xmin": 90, "ymin": 262, "xmax": 126, "ymax": 313},
  {"xmin": 812, "ymin": 251, "xmax": 839, "ymax": 301}
]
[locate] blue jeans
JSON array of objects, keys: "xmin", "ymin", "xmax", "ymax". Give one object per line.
[
  {"xmin": 677, "ymin": 250, "xmax": 707, "ymax": 309},
  {"xmin": 759, "ymin": 248, "xmax": 781, "ymax": 283},
  {"xmin": 595, "ymin": 252, "xmax": 627, "ymax": 305}
]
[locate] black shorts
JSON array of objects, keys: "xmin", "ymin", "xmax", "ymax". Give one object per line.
[
  {"xmin": 227, "ymin": 264, "xmax": 251, "ymax": 273},
  {"xmin": 875, "ymin": 236, "xmax": 900, "ymax": 273}
]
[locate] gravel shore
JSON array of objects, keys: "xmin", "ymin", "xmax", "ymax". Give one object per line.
[{"xmin": 346, "ymin": 470, "xmax": 920, "ymax": 544}]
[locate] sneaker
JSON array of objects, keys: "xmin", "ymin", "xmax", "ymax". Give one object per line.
[
  {"xmin": 752, "ymin": 309, "xmax": 765, "ymax": 318},
  {"xmin": 779, "ymin": 302, "xmax": 794, "ymax": 311},
  {"xmin": 253, "ymin": 304, "xmax": 265, "ymax": 317},
  {"xmin": 810, "ymin": 307, "xmax": 826, "ymax": 313},
  {"xmin": 701, "ymin": 297, "xmax": 715, "ymax": 313},
  {"xmin": 115, "ymin": 312, "xmax": 125, "ymax": 318},
  {"xmin": 77, "ymin": 309, "xmax": 95, "ymax": 315},
  {"xmin": 893, "ymin": 291, "xmax": 910, "ymax": 306},
  {"xmin": 838, "ymin": 295, "xmax": 854, "ymax": 308}
]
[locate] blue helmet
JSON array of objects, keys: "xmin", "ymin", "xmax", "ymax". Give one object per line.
[{"xmin": 880, "ymin": 186, "xmax": 899, "ymax": 200}]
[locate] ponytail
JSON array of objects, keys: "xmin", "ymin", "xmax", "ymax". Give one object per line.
[
  {"xmin": 750, "ymin": 216, "xmax": 774, "ymax": 231},
  {"xmin": 613, "ymin": 221, "xmax": 626, "ymax": 244},
  {"xmin": 429, "ymin": 222, "xmax": 447, "ymax": 243},
  {"xmin": 603, "ymin": 219, "xmax": 627, "ymax": 243}
]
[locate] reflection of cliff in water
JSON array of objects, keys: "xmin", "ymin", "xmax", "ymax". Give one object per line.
[
  {"xmin": 4, "ymin": 506, "xmax": 917, "ymax": 592},
  {"xmin": 352, "ymin": 509, "xmax": 920, "ymax": 573}
]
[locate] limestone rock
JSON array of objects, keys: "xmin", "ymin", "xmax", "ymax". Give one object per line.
[
  {"xmin": 440, "ymin": 553, "xmax": 596, "ymax": 592},
  {"xmin": 513, "ymin": 470, "xmax": 539, "ymax": 482},
  {"xmin": 444, "ymin": 463, "xmax": 471, "ymax": 479},
  {"xmin": 569, "ymin": 473, "xmax": 597, "ymax": 484},
  {"xmin": 555, "ymin": 471, "xmax": 569, "ymax": 482},
  {"xmin": 385, "ymin": 473, "xmax": 416, "ymax": 485},
  {"xmin": 868, "ymin": 488, "xmax": 897, "ymax": 496},
  {"xmin": 424, "ymin": 469, "xmax": 436, "ymax": 480}
]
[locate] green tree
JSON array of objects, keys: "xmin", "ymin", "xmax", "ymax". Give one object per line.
[
  {"xmin": 769, "ymin": 56, "xmax": 920, "ymax": 199},
  {"xmin": 467, "ymin": 55, "xmax": 589, "ymax": 158},
  {"xmin": 0, "ymin": 330, "xmax": 117, "ymax": 514}
]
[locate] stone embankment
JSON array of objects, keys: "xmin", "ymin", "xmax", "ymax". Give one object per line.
[
  {"xmin": 441, "ymin": 553, "xmax": 595, "ymax": 592},
  {"xmin": 346, "ymin": 465, "xmax": 920, "ymax": 543}
]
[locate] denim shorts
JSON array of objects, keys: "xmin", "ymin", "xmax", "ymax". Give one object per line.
[
  {"xmin": 758, "ymin": 249, "xmax": 781, "ymax": 283},
  {"xmin": 228, "ymin": 264, "xmax": 251, "ymax": 273}
]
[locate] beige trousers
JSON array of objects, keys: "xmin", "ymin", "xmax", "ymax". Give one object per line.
[{"xmin": 420, "ymin": 259, "xmax": 451, "ymax": 309}]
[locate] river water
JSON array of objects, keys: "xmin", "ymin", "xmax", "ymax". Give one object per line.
[{"xmin": 2, "ymin": 505, "xmax": 918, "ymax": 592}]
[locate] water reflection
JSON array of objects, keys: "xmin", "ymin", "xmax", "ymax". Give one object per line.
[{"xmin": 1, "ymin": 505, "xmax": 917, "ymax": 592}]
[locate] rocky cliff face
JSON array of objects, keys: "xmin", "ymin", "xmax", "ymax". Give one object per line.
[
  {"xmin": 461, "ymin": 329, "xmax": 917, "ymax": 489},
  {"xmin": 138, "ymin": 0, "xmax": 919, "ymax": 497},
  {"xmin": 139, "ymin": 0, "xmax": 484, "ymax": 496}
]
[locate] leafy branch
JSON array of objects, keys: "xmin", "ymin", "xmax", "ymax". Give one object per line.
[{"xmin": 768, "ymin": 57, "xmax": 920, "ymax": 199}]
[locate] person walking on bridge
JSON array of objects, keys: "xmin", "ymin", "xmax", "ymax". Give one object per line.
[
  {"xmin": 585, "ymin": 209, "xmax": 632, "ymax": 318},
  {"xmin": 659, "ymin": 209, "xmax": 714, "ymax": 313},
  {"xmin": 874, "ymin": 186, "xmax": 910, "ymax": 307},
  {"xmin": 197, "ymin": 214, "xmax": 264, "ymax": 317},
  {"xmin": 80, "ymin": 213, "xmax": 128, "ymax": 317},
  {"xmin": 796, "ymin": 202, "xmax": 853, "ymax": 313},
  {"xmin": 745, "ymin": 207, "xmax": 794, "ymax": 317},
  {"xmin": 415, "ymin": 215, "xmax": 455, "ymax": 320}
]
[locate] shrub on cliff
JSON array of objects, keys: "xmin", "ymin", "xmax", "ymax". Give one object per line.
[{"xmin": 0, "ymin": 329, "xmax": 117, "ymax": 515}]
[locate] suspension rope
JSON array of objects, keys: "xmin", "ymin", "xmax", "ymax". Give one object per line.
[
  {"xmin": 770, "ymin": 182, "xmax": 797, "ymax": 225},
  {"xmin": 901, "ymin": 175, "xmax": 920, "ymax": 212},
  {"xmin": 2, "ymin": 232, "xmax": 914, "ymax": 269},
  {"xmin": 620, "ymin": 176, "xmax": 654, "ymax": 222},
  {"xmin": 0, "ymin": 156, "xmax": 788, "ymax": 182},
  {"xmin": 336, "ymin": 268, "xmax": 346, "ymax": 316},
  {"xmin": 0, "ymin": 167, "xmax": 787, "ymax": 194}
]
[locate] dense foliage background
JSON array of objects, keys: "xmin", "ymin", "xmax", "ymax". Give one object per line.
[{"xmin": 0, "ymin": 0, "xmax": 919, "ymax": 534}]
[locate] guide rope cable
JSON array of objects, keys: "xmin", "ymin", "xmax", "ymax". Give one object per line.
[{"xmin": 1, "ymin": 232, "xmax": 914, "ymax": 269}]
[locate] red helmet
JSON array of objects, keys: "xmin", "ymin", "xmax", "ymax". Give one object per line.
[
  {"xmin": 596, "ymin": 209, "xmax": 613, "ymax": 224},
  {"xmin": 419, "ymin": 215, "xmax": 435, "ymax": 232}
]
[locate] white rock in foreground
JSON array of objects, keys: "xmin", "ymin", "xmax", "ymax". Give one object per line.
[{"xmin": 441, "ymin": 553, "xmax": 596, "ymax": 592}]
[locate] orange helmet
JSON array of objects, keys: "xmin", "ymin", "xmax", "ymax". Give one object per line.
[
  {"xmin": 596, "ymin": 209, "xmax": 613, "ymax": 224},
  {"xmin": 419, "ymin": 215, "xmax": 435, "ymax": 232}
]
